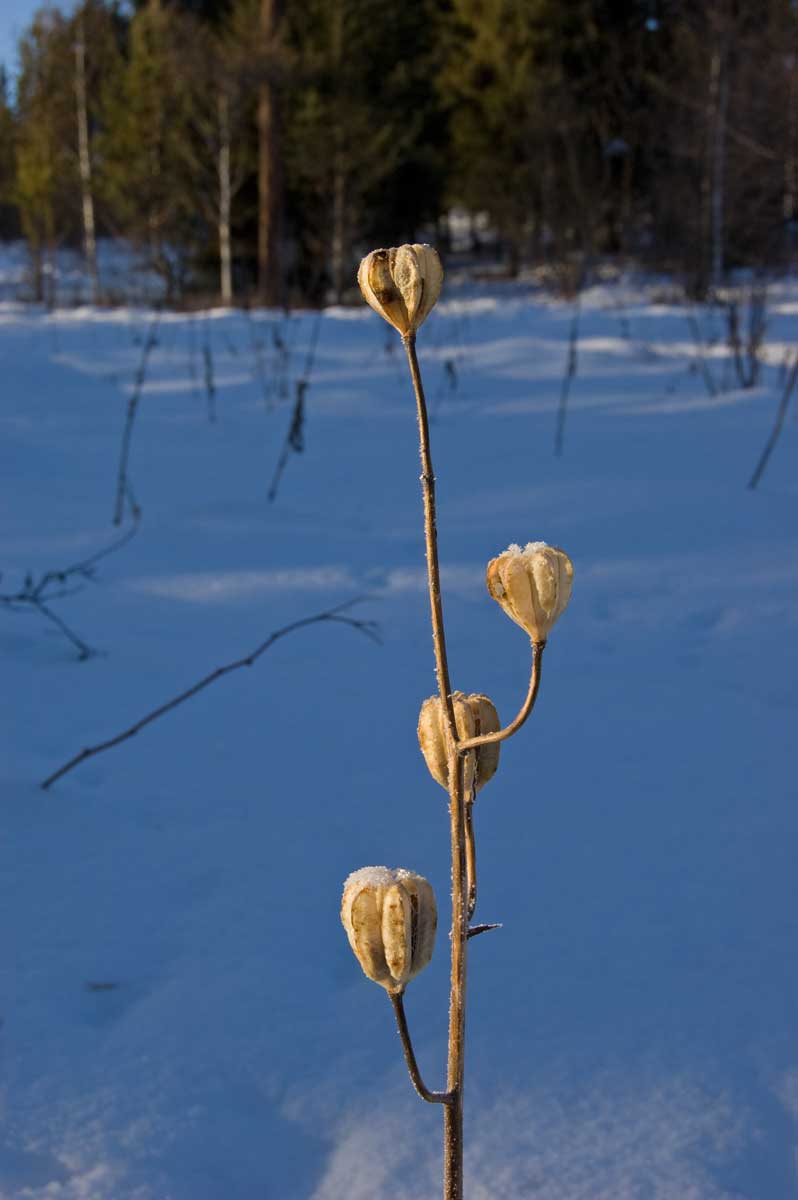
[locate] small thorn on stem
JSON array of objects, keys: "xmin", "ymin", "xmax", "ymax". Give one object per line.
[{"xmin": 467, "ymin": 923, "xmax": 502, "ymax": 939}]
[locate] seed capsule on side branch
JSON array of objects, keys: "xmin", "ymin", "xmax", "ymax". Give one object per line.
[
  {"xmin": 357, "ymin": 244, "xmax": 443, "ymax": 336},
  {"xmin": 341, "ymin": 867, "xmax": 437, "ymax": 994},
  {"xmin": 486, "ymin": 542, "xmax": 574, "ymax": 643},
  {"xmin": 417, "ymin": 691, "xmax": 501, "ymax": 797}
]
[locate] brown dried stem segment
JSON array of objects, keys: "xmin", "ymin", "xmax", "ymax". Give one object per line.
[
  {"xmin": 390, "ymin": 993, "xmax": 453, "ymax": 1106},
  {"xmin": 465, "ymin": 798, "xmax": 477, "ymax": 919},
  {"xmin": 403, "ymin": 332, "xmax": 457, "ymax": 743},
  {"xmin": 458, "ymin": 642, "xmax": 546, "ymax": 754},
  {"xmin": 444, "ymin": 751, "xmax": 467, "ymax": 1200},
  {"xmin": 403, "ymin": 331, "xmax": 467, "ymax": 1200}
]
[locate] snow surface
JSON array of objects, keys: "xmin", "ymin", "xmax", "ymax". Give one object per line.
[{"xmin": 2, "ymin": 275, "xmax": 798, "ymax": 1198}]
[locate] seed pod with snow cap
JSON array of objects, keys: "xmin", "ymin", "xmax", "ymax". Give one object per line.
[
  {"xmin": 357, "ymin": 244, "xmax": 443, "ymax": 336},
  {"xmin": 417, "ymin": 691, "xmax": 501, "ymax": 797},
  {"xmin": 487, "ymin": 541, "xmax": 573, "ymax": 643},
  {"xmin": 341, "ymin": 867, "xmax": 437, "ymax": 994}
]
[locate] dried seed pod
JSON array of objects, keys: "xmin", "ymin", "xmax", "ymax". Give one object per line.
[
  {"xmin": 341, "ymin": 866, "xmax": 437, "ymax": 994},
  {"xmin": 467, "ymin": 693, "xmax": 501, "ymax": 789},
  {"xmin": 357, "ymin": 244, "xmax": 443, "ymax": 335},
  {"xmin": 417, "ymin": 691, "xmax": 501, "ymax": 796},
  {"xmin": 487, "ymin": 542, "xmax": 573, "ymax": 643}
]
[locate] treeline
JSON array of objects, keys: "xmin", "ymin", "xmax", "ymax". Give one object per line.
[{"xmin": 0, "ymin": 0, "xmax": 796, "ymax": 306}]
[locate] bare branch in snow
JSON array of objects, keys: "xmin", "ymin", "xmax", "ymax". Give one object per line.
[
  {"xmin": 0, "ymin": 523, "xmax": 138, "ymax": 660},
  {"xmin": 112, "ymin": 312, "xmax": 161, "ymax": 525},
  {"xmin": 748, "ymin": 352, "xmax": 798, "ymax": 490},
  {"xmin": 267, "ymin": 310, "xmax": 323, "ymax": 502},
  {"xmin": 40, "ymin": 596, "xmax": 380, "ymax": 790}
]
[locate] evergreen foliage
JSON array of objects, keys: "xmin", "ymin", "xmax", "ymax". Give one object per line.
[{"xmin": 3, "ymin": 0, "xmax": 798, "ymax": 303}]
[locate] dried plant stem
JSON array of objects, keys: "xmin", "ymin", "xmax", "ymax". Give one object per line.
[
  {"xmin": 459, "ymin": 641, "xmax": 545, "ymax": 753},
  {"xmin": 390, "ymin": 993, "xmax": 452, "ymax": 1105},
  {"xmin": 465, "ymin": 800, "xmax": 477, "ymax": 919},
  {"xmin": 403, "ymin": 332, "xmax": 466, "ymax": 1200},
  {"xmin": 1, "ymin": 523, "xmax": 138, "ymax": 661},
  {"xmin": 554, "ymin": 299, "xmax": 581, "ymax": 457},
  {"xmin": 403, "ymin": 334, "xmax": 457, "ymax": 736},
  {"xmin": 113, "ymin": 313, "xmax": 160, "ymax": 526},
  {"xmin": 748, "ymin": 352, "xmax": 798, "ymax": 489},
  {"xmin": 444, "ymin": 750, "xmax": 468, "ymax": 1200},
  {"xmin": 40, "ymin": 599, "xmax": 379, "ymax": 791}
]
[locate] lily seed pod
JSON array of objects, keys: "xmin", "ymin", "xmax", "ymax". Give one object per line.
[
  {"xmin": 357, "ymin": 244, "xmax": 443, "ymax": 336},
  {"xmin": 341, "ymin": 866, "xmax": 437, "ymax": 994},
  {"xmin": 487, "ymin": 542, "xmax": 574, "ymax": 643},
  {"xmin": 418, "ymin": 691, "xmax": 501, "ymax": 796}
]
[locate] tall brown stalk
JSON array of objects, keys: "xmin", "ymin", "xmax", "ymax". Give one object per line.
[
  {"xmin": 403, "ymin": 333, "xmax": 548, "ymax": 1198},
  {"xmin": 344, "ymin": 244, "xmax": 572, "ymax": 1200}
]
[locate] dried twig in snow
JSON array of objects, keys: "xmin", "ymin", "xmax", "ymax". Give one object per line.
[{"xmin": 40, "ymin": 596, "xmax": 379, "ymax": 790}]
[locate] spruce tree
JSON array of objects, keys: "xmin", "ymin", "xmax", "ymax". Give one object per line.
[
  {"xmin": 0, "ymin": 68, "xmax": 18, "ymax": 240},
  {"xmin": 98, "ymin": 0, "xmax": 200, "ymax": 299},
  {"xmin": 15, "ymin": 9, "xmax": 76, "ymax": 303}
]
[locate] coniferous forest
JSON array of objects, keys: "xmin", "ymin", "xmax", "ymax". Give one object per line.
[{"xmin": 1, "ymin": 0, "xmax": 797, "ymax": 306}]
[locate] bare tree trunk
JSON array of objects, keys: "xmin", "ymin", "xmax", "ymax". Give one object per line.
[
  {"xmin": 30, "ymin": 239, "xmax": 44, "ymax": 304},
  {"xmin": 330, "ymin": 151, "xmax": 345, "ymax": 302},
  {"xmin": 218, "ymin": 91, "xmax": 233, "ymax": 307},
  {"xmin": 46, "ymin": 234, "xmax": 57, "ymax": 310},
  {"xmin": 709, "ymin": 42, "xmax": 728, "ymax": 292},
  {"xmin": 328, "ymin": 7, "xmax": 345, "ymax": 303},
  {"xmin": 74, "ymin": 15, "xmax": 99, "ymax": 304},
  {"xmin": 257, "ymin": 0, "xmax": 281, "ymax": 306},
  {"xmin": 785, "ymin": 54, "xmax": 797, "ymax": 270},
  {"xmin": 703, "ymin": 8, "xmax": 729, "ymax": 296}
]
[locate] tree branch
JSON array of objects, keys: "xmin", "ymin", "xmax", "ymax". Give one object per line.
[
  {"xmin": 267, "ymin": 310, "xmax": 323, "ymax": 502},
  {"xmin": 1, "ymin": 524, "xmax": 139, "ymax": 660},
  {"xmin": 113, "ymin": 312, "xmax": 160, "ymax": 525},
  {"xmin": 554, "ymin": 296, "xmax": 581, "ymax": 456},
  {"xmin": 40, "ymin": 598, "xmax": 380, "ymax": 790},
  {"xmin": 748, "ymin": 352, "xmax": 798, "ymax": 489}
]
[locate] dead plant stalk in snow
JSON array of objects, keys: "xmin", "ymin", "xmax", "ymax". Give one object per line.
[{"xmin": 341, "ymin": 244, "xmax": 574, "ymax": 1199}]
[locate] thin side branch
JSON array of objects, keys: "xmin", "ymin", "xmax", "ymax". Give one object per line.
[
  {"xmin": 748, "ymin": 352, "xmax": 798, "ymax": 489},
  {"xmin": 113, "ymin": 313, "xmax": 161, "ymax": 525},
  {"xmin": 458, "ymin": 641, "xmax": 545, "ymax": 753},
  {"xmin": 202, "ymin": 317, "xmax": 217, "ymax": 422},
  {"xmin": 389, "ymin": 992, "xmax": 453, "ymax": 1105},
  {"xmin": 267, "ymin": 311, "xmax": 323, "ymax": 502},
  {"xmin": 554, "ymin": 298, "xmax": 581, "ymax": 457},
  {"xmin": 40, "ymin": 599, "xmax": 380, "ymax": 790},
  {"xmin": 467, "ymin": 923, "xmax": 502, "ymax": 939},
  {"xmin": 686, "ymin": 309, "xmax": 718, "ymax": 398},
  {"xmin": 1, "ymin": 524, "xmax": 138, "ymax": 660}
]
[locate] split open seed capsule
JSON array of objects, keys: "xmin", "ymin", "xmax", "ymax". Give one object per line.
[
  {"xmin": 341, "ymin": 866, "xmax": 437, "ymax": 994},
  {"xmin": 486, "ymin": 542, "xmax": 573, "ymax": 643},
  {"xmin": 417, "ymin": 691, "xmax": 501, "ymax": 797},
  {"xmin": 357, "ymin": 244, "xmax": 443, "ymax": 336}
]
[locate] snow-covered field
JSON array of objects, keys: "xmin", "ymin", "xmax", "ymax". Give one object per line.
[{"xmin": 2, "ymin": 277, "xmax": 797, "ymax": 1199}]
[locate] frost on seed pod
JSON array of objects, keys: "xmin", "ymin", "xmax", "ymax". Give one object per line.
[
  {"xmin": 418, "ymin": 691, "xmax": 501, "ymax": 797},
  {"xmin": 341, "ymin": 867, "xmax": 437, "ymax": 994},
  {"xmin": 486, "ymin": 542, "xmax": 573, "ymax": 643},
  {"xmin": 357, "ymin": 244, "xmax": 443, "ymax": 336}
]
